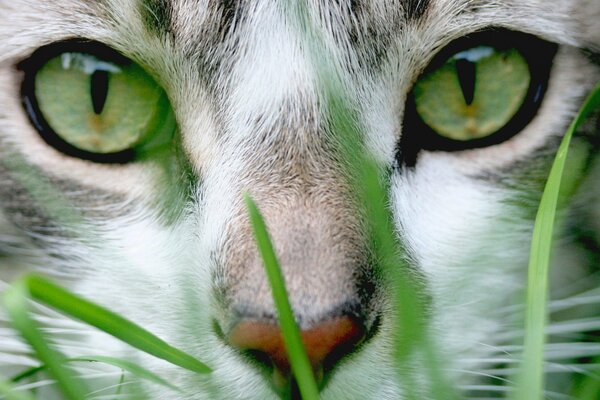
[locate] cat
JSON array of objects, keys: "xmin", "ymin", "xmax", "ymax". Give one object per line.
[{"xmin": 1, "ymin": 0, "xmax": 599, "ymax": 399}]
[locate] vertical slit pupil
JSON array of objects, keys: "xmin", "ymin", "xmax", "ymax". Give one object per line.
[
  {"xmin": 91, "ymin": 70, "xmax": 110, "ymax": 115},
  {"xmin": 455, "ymin": 58, "xmax": 476, "ymax": 106}
]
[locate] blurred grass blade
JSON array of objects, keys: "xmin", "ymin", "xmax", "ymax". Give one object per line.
[
  {"xmin": 245, "ymin": 194, "xmax": 320, "ymax": 400},
  {"xmin": 13, "ymin": 275, "xmax": 211, "ymax": 375},
  {"xmin": 573, "ymin": 358, "xmax": 600, "ymax": 400},
  {"xmin": 10, "ymin": 366, "xmax": 44, "ymax": 383},
  {"xmin": 357, "ymin": 151, "xmax": 457, "ymax": 400},
  {"xmin": 0, "ymin": 375, "xmax": 36, "ymax": 400},
  {"xmin": 579, "ymin": 379, "xmax": 600, "ymax": 400},
  {"xmin": 280, "ymin": 1, "xmax": 456, "ymax": 396},
  {"xmin": 514, "ymin": 83, "xmax": 600, "ymax": 400},
  {"xmin": 11, "ymin": 355, "xmax": 182, "ymax": 393},
  {"xmin": 3, "ymin": 280, "xmax": 88, "ymax": 400}
]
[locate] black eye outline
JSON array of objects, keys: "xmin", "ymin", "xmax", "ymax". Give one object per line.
[
  {"xmin": 399, "ymin": 29, "xmax": 558, "ymax": 167},
  {"xmin": 19, "ymin": 40, "xmax": 154, "ymax": 164}
]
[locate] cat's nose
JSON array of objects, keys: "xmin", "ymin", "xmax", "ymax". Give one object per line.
[{"xmin": 227, "ymin": 315, "xmax": 365, "ymax": 386}]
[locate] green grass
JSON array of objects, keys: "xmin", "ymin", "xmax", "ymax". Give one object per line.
[
  {"xmin": 513, "ymin": 83, "xmax": 600, "ymax": 400},
  {"xmin": 4, "ymin": 279, "xmax": 89, "ymax": 400},
  {"xmin": 0, "ymin": 375, "xmax": 36, "ymax": 400},
  {"xmin": 2, "ymin": 275, "xmax": 208, "ymax": 399},
  {"xmin": 245, "ymin": 194, "xmax": 321, "ymax": 400},
  {"xmin": 11, "ymin": 355, "xmax": 182, "ymax": 393},
  {"xmin": 574, "ymin": 357, "xmax": 600, "ymax": 400},
  {"xmin": 5, "ymin": 275, "xmax": 210, "ymax": 375}
]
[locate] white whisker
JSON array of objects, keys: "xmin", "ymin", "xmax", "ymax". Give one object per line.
[
  {"xmin": 85, "ymin": 379, "xmax": 138, "ymax": 398},
  {"xmin": 459, "ymin": 385, "xmax": 572, "ymax": 400},
  {"xmin": 445, "ymin": 368, "xmax": 514, "ymax": 384},
  {"xmin": 10, "ymin": 379, "xmax": 56, "ymax": 392}
]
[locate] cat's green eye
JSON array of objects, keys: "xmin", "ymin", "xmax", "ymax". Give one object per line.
[
  {"xmin": 413, "ymin": 46, "xmax": 530, "ymax": 141},
  {"xmin": 400, "ymin": 31, "xmax": 556, "ymax": 162},
  {"xmin": 22, "ymin": 43, "xmax": 176, "ymax": 163}
]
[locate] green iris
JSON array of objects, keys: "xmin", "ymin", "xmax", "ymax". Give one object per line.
[
  {"xmin": 34, "ymin": 52, "xmax": 175, "ymax": 154},
  {"xmin": 413, "ymin": 45, "xmax": 531, "ymax": 141}
]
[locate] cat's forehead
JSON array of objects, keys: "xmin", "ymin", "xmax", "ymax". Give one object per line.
[
  {"xmin": 103, "ymin": 0, "xmax": 595, "ymax": 53},
  {"xmin": 2, "ymin": 0, "xmax": 596, "ymax": 57},
  {"xmin": 112, "ymin": 0, "xmax": 586, "ymax": 35}
]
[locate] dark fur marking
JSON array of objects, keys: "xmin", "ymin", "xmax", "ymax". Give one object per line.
[
  {"xmin": 216, "ymin": 0, "xmax": 239, "ymax": 41},
  {"xmin": 404, "ymin": 0, "xmax": 431, "ymax": 20},
  {"xmin": 140, "ymin": 0, "xmax": 174, "ymax": 36},
  {"xmin": 0, "ymin": 159, "xmax": 72, "ymax": 247},
  {"xmin": 583, "ymin": 48, "xmax": 600, "ymax": 68},
  {"xmin": 0, "ymin": 152, "xmax": 130, "ymax": 233}
]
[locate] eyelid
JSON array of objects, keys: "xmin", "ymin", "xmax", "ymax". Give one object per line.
[
  {"xmin": 18, "ymin": 39, "xmax": 131, "ymax": 73},
  {"xmin": 419, "ymin": 29, "xmax": 552, "ymax": 74}
]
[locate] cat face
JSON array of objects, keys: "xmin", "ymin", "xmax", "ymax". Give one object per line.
[{"xmin": 1, "ymin": 1, "xmax": 599, "ymax": 399}]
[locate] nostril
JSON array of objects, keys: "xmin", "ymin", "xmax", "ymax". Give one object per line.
[
  {"xmin": 227, "ymin": 316, "xmax": 365, "ymax": 388},
  {"xmin": 244, "ymin": 348, "xmax": 276, "ymax": 370}
]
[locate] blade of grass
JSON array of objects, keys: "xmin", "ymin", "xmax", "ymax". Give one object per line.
[
  {"xmin": 10, "ymin": 366, "xmax": 45, "ymax": 384},
  {"xmin": 578, "ymin": 378, "xmax": 600, "ymax": 400},
  {"xmin": 116, "ymin": 369, "xmax": 126, "ymax": 396},
  {"xmin": 355, "ymin": 139, "xmax": 457, "ymax": 400},
  {"xmin": 3, "ymin": 279, "xmax": 89, "ymax": 400},
  {"xmin": 10, "ymin": 355, "xmax": 182, "ymax": 393},
  {"xmin": 514, "ymin": 83, "xmax": 600, "ymax": 400},
  {"xmin": 12, "ymin": 275, "xmax": 211, "ymax": 375},
  {"xmin": 315, "ymin": 48, "xmax": 457, "ymax": 400},
  {"xmin": 572, "ymin": 358, "xmax": 600, "ymax": 400},
  {"xmin": 245, "ymin": 194, "xmax": 320, "ymax": 400},
  {"xmin": 0, "ymin": 375, "xmax": 36, "ymax": 400}
]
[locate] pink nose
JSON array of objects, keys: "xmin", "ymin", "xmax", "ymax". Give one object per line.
[{"xmin": 228, "ymin": 316, "xmax": 365, "ymax": 384}]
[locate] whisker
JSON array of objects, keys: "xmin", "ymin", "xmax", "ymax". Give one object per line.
[
  {"xmin": 458, "ymin": 385, "xmax": 572, "ymax": 400},
  {"xmin": 90, "ymin": 394, "xmax": 139, "ymax": 400},
  {"xmin": 481, "ymin": 362, "xmax": 600, "ymax": 376},
  {"xmin": 472, "ymin": 342, "xmax": 516, "ymax": 358},
  {"xmin": 85, "ymin": 379, "xmax": 138, "ymax": 398},
  {"xmin": 10, "ymin": 379, "xmax": 57, "ymax": 392},
  {"xmin": 445, "ymin": 368, "xmax": 514, "ymax": 384}
]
